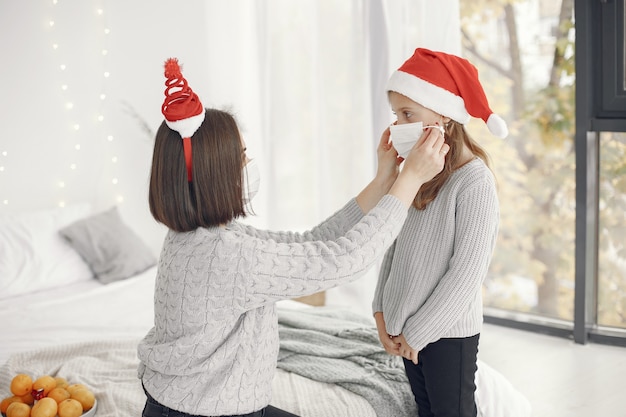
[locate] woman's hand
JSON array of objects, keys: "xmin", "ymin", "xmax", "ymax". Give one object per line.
[
  {"xmin": 388, "ymin": 125, "xmax": 449, "ymax": 208},
  {"xmin": 355, "ymin": 127, "xmax": 403, "ymax": 213},
  {"xmin": 402, "ymin": 124, "xmax": 448, "ymax": 183},
  {"xmin": 374, "ymin": 312, "xmax": 400, "ymax": 356},
  {"xmin": 374, "ymin": 126, "xmax": 402, "ymax": 190},
  {"xmin": 391, "ymin": 333, "xmax": 418, "ymax": 364}
]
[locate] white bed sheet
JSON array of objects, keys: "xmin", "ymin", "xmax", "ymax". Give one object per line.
[
  {"xmin": 0, "ymin": 267, "xmax": 376, "ymax": 417},
  {"xmin": 0, "ymin": 267, "xmax": 157, "ymax": 365},
  {"xmin": 0, "ymin": 268, "xmax": 530, "ymax": 417}
]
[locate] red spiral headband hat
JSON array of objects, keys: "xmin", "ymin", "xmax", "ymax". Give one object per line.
[{"xmin": 161, "ymin": 58, "xmax": 205, "ymax": 181}]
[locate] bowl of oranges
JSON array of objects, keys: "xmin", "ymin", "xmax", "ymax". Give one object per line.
[{"xmin": 1, "ymin": 373, "xmax": 96, "ymax": 417}]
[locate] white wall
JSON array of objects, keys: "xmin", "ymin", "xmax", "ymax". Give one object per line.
[
  {"xmin": 0, "ymin": 0, "xmax": 460, "ymax": 315},
  {"xmin": 0, "ymin": 1, "xmax": 253, "ymax": 254}
]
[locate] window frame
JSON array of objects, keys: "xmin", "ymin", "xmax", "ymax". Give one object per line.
[
  {"xmin": 574, "ymin": 0, "xmax": 626, "ymax": 345},
  {"xmin": 597, "ymin": 0, "xmax": 626, "ymax": 118}
]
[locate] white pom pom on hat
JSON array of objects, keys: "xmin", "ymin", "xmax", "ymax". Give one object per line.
[{"xmin": 386, "ymin": 48, "xmax": 508, "ymax": 138}]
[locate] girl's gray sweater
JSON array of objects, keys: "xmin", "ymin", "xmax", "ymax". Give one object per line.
[{"xmin": 373, "ymin": 158, "xmax": 499, "ymax": 352}]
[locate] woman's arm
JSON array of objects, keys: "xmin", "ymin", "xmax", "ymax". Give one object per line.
[{"xmin": 238, "ymin": 128, "xmax": 448, "ymax": 310}]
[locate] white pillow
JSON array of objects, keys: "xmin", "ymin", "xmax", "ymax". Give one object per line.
[{"xmin": 0, "ymin": 203, "xmax": 94, "ymax": 299}]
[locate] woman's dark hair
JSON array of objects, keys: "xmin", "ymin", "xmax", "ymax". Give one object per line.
[{"xmin": 149, "ymin": 108, "xmax": 246, "ymax": 232}]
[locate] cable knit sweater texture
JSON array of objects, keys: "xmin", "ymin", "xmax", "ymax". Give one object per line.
[
  {"xmin": 372, "ymin": 158, "xmax": 499, "ymax": 352},
  {"xmin": 137, "ymin": 194, "xmax": 407, "ymax": 416}
]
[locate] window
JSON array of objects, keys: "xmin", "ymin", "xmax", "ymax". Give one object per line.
[
  {"xmin": 461, "ymin": 0, "xmax": 577, "ymax": 326},
  {"xmin": 463, "ymin": 0, "xmax": 626, "ymax": 346},
  {"xmin": 598, "ymin": 132, "xmax": 626, "ymax": 330}
]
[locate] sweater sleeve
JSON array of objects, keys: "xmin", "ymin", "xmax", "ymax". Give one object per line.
[
  {"xmin": 372, "ymin": 240, "xmax": 396, "ymax": 314},
  {"xmin": 403, "ymin": 180, "xmax": 499, "ymax": 352},
  {"xmin": 239, "ymin": 195, "xmax": 407, "ymax": 310},
  {"xmin": 231, "ymin": 198, "xmax": 365, "ymax": 243}
]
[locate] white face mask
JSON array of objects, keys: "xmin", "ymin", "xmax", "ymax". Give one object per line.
[
  {"xmin": 242, "ymin": 158, "xmax": 260, "ymax": 205},
  {"xmin": 389, "ymin": 122, "xmax": 444, "ymax": 159}
]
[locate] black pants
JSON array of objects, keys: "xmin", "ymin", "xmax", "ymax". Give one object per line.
[
  {"xmin": 142, "ymin": 387, "xmax": 299, "ymax": 417},
  {"xmin": 403, "ymin": 334, "xmax": 480, "ymax": 417}
]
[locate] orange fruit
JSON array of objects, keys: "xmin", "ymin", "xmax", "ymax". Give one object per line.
[
  {"xmin": 58, "ymin": 398, "xmax": 84, "ymax": 417},
  {"xmin": 66, "ymin": 383, "xmax": 88, "ymax": 396},
  {"xmin": 47, "ymin": 387, "xmax": 71, "ymax": 403},
  {"xmin": 32, "ymin": 375, "xmax": 57, "ymax": 397},
  {"xmin": 1, "ymin": 396, "xmax": 24, "ymax": 414},
  {"xmin": 30, "ymin": 397, "xmax": 58, "ymax": 417},
  {"xmin": 9, "ymin": 374, "xmax": 32, "ymax": 396},
  {"xmin": 5, "ymin": 401, "xmax": 31, "ymax": 417},
  {"xmin": 18, "ymin": 391, "xmax": 34, "ymax": 405},
  {"xmin": 54, "ymin": 376, "xmax": 69, "ymax": 390},
  {"xmin": 70, "ymin": 388, "xmax": 95, "ymax": 411}
]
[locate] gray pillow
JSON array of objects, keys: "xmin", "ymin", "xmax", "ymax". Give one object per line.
[{"xmin": 60, "ymin": 207, "xmax": 156, "ymax": 284}]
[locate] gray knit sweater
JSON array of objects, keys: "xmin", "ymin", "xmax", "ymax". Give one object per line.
[
  {"xmin": 137, "ymin": 195, "xmax": 407, "ymax": 416},
  {"xmin": 372, "ymin": 158, "xmax": 499, "ymax": 352}
]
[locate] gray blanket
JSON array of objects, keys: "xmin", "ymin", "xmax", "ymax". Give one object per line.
[{"xmin": 277, "ymin": 306, "xmax": 417, "ymax": 417}]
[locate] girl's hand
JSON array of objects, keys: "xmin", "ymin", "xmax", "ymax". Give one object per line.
[
  {"xmin": 391, "ymin": 333, "xmax": 418, "ymax": 364},
  {"xmin": 374, "ymin": 312, "xmax": 400, "ymax": 356}
]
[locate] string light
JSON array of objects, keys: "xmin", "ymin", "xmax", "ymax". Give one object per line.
[
  {"xmin": 1, "ymin": 0, "xmax": 120, "ymax": 209},
  {"xmin": 99, "ymin": 1, "xmax": 121, "ymax": 205}
]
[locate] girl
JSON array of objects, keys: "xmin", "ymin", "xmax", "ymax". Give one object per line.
[
  {"xmin": 372, "ymin": 48, "xmax": 507, "ymax": 417},
  {"xmin": 137, "ymin": 58, "xmax": 449, "ymax": 417}
]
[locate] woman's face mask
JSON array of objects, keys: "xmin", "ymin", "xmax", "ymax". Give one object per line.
[
  {"xmin": 389, "ymin": 122, "xmax": 444, "ymax": 159},
  {"xmin": 242, "ymin": 158, "xmax": 260, "ymax": 204}
]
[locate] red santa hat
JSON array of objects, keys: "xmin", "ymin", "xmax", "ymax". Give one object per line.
[
  {"xmin": 161, "ymin": 58, "xmax": 205, "ymax": 181},
  {"xmin": 386, "ymin": 48, "xmax": 508, "ymax": 138}
]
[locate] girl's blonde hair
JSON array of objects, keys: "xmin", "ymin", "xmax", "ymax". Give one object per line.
[{"xmin": 413, "ymin": 121, "xmax": 492, "ymax": 210}]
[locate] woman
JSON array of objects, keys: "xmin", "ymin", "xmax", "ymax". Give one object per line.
[
  {"xmin": 373, "ymin": 48, "xmax": 506, "ymax": 417},
  {"xmin": 137, "ymin": 58, "xmax": 449, "ymax": 417}
]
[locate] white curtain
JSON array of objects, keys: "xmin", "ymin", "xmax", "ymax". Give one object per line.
[
  {"xmin": 0, "ymin": 0, "xmax": 458, "ymax": 314},
  {"xmin": 202, "ymin": 0, "xmax": 460, "ymax": 316}
]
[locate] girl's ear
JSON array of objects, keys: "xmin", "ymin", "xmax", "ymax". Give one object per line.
[{"xmin": 442, "ymin": 116, "xmax": 452, "ymax": 125}]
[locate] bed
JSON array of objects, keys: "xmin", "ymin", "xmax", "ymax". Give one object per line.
[{"xmin": 0, "ymin": 204, "xmax": 531, "ymax": 417}]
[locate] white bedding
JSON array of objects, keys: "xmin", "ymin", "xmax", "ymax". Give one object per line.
[
  {"xmin": 0, "ymin": 266, "xmax": 377, "ymax": 417},
  {"xmin": 0, "ymin": 267, "xmax": 156, "ymax": 365},
  {"xmin": 0, "ymin": 266, "xmax": 530, "ymax": 417}
]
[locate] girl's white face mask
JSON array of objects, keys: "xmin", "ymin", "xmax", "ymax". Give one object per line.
[
  {"xmin": 242, "ymin": 158, "xmax": 260, "ymax": 205},
  {"xmin": 389, "ymin": 122, "xmax": 444, "ymax": 159}
]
